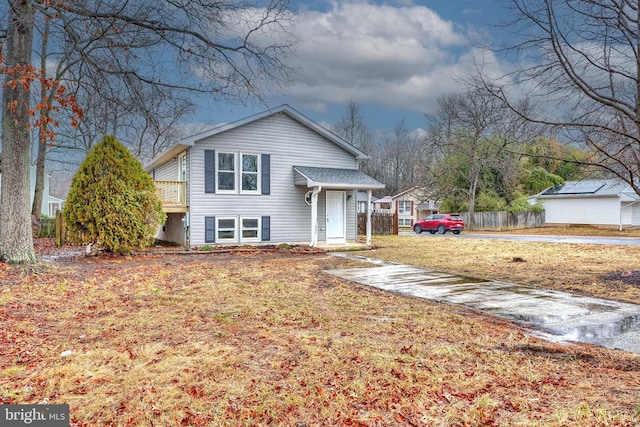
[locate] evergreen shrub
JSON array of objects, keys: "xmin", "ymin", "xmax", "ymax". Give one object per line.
[{"xmin": 63, "ymin": 135, "xmax": 166, "ymax": 253}]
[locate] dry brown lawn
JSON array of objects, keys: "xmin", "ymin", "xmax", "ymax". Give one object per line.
[
  {"xmin": 373, "ymin": 228, "xmax": 640, "ymax": 304},
  {"xmin": 0, "ymin": 235, "xmax": 638, "ymax": 426}
]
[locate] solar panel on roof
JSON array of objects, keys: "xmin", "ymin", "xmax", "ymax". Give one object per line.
[{"xmin": 554, "ymin": 181, "xmax": 605, "ymax": 194}]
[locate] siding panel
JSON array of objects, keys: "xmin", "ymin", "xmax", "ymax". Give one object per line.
[
  {"xmin": 544, "ymin": 197, "xmax": 620, "ymax": 225},
  {"xmin": 154, "ymin": 158, "xmax": 179, "ymax": 181},
  {"xmin": 189, "ymin": 113, "xmax": 360, "ymax": 245}
]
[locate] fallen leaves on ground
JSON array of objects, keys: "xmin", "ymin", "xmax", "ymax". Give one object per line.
[{"xmin": 1, "ymin": 248, "xmax": 639, "ymax": 426}]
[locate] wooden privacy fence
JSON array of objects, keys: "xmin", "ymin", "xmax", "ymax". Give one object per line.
[
  {"xmin": 55, "ymin": 211, "xmax": 72, "ymax": 246},
  {"xmin": 460, "ymin": 210, "xmax": 545, "ymax": 231},
  {"xmin": 357, "ymin": 212, "xmax": 398, "ymax": 235},
  {"xmin": 37, "ymin": 217, "xmax": 56, "ymax": 238}
]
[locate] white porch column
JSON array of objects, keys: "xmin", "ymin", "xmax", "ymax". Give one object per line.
[
  {"xmin": 366, "ymin": 189, "xmax": 372, "ymax": 246},
  {"xmin": 310, "ymin": 186, "xmax": 321, "ymax": 247}
]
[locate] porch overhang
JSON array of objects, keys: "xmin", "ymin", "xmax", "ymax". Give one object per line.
[
  {"xmin": 293, "ymin": 166, "xmax": 385, "ymax": 190},
  {"xmin": 293, "ymin": 166, "xmax": 384, "ymax": 248}
]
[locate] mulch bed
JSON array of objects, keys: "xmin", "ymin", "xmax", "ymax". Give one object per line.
[{"xmin": 33, "ymin": 238, "xmax": 325, "ymax": 261}]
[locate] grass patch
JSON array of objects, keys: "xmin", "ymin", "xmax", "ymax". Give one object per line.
[
  {"xmin": 373, "ymin": 233, "xmax": 640, "ymax": 304},
  {"xmin": 0, "ymin": 245, "xmax": 639, "ymax": 425}
]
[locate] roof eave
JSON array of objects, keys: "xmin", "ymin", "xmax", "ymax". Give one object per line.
[
  {"xmin": 304, "ymin": 182, "xmax": 385, "ymax": 190},
  {"xmin": 536, "ymin": 193, "xmax": 620, "ymax": 199},
  {"xmin": 145, "ymin": 142, "xmax": 192, "ymax": 171}
]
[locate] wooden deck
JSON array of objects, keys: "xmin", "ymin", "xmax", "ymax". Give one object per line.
[{"xmin": 155, "ymin": 180, "xmax": 188, "ymax": 212}]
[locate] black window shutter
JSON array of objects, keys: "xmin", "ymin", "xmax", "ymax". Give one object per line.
[
  {"xmin": 261, "ymin": 216, "xmax": 271, "ymax": 241},
  {"xmin": 205, "ymin": 216, "xmax": 216, "ymax": 243},
  {"xmin": 205, "ymin": 150, "xmax": 215, "ymax": 193},
  {"xmin": 261, "ymin": 154, "xmax": 270, "ymax": 195}
]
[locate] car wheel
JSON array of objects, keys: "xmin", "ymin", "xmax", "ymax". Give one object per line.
[
  {"xmin": 429, "ymin": 230, "xmax": 436, "ymax": 234},
  {"xmin": 452, "ymin": 230, "xmax": 461, "ymax": 235},
  {"xmin": 413, "ymin": 224, "xmax": 422, "ymax": 234},
  {"xmin": 437, "ymin": 224, "xmax": 446, "ymax": 234}
]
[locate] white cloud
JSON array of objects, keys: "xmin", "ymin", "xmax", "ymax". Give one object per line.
[{"xmin": 286, "ymin": 1, "xmax": 476, "ymax": 115}]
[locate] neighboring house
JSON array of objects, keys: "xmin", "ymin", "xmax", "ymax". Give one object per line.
[
  {"xmin": 146, "ymin": 105, "xmax": 385, "ymax": 248},
  {"xmin": 0, "ymin": 166, "xmax": 64, "ymax": 217},
  {"xmin": 373, "ymin": 196, "xmax": 392, "ymax": 213},
  {"xmin": 391, "ymin": 187, "xmax": 439, "ymax": 228},
  {"xmin": 529, "ymin": 178, "xmax": 640, "ymax": 229},
  {"xmin": 30, "ymin": 167, "xmax": 65, "ymax": 217},
  {"xmin": 356, "ymin": 191, "xmax": 377, "ymax": 213}
]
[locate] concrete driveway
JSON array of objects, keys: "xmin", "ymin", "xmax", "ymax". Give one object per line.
[{"xmin": 326, "ymin": 253, "xmax": 640, "ymax": 354}]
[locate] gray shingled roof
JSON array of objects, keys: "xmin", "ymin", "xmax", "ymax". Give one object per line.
[{"xmin": 293, "ymin": 166, "xmax": 385, "ymax": 190}]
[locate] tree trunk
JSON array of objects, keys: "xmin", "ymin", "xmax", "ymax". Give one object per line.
[
  {"xmin": 32, "ymin": 139, "xmax": 46, "ymax": 217},
  {"xmin": 0, "ymin": 0, "xmax": 37, "ymax": 264},
  {"xmin": 32, "ymin": 16, "xmax": 51, "ymax": 218}
]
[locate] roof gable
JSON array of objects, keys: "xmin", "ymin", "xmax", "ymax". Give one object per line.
[
  {"xmin": 391, "ymin": 186, "xmax": 433, "ymax": 202},
  {"xmin": 147, "ymin": 105, "xmax": 367, "ymax": 171}
]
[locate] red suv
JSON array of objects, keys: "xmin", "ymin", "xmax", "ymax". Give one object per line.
[{"xmin": 413, "ymin": 214, "xmax": 464, "ymax": 235}]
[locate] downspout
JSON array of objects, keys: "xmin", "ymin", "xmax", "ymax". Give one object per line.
[
  {"xmin": 310, "ymin": 185, "xmax": 322, "ymax": 247},
  {"xmin": 184, "ymin": 212, "xmax": 190, "ymax": 251},
  {"xmin": 366, "ymin": 190, "xmax": 372, "ymax": 246}
]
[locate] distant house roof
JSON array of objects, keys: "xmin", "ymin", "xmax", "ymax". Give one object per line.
[
  {"xmin": 392, "ymin": 186, "xmax": 417, "ymax": 199},
  {"xmin": 356, "ymin": 191, "xmax": 377, "ymax": 202},
  {"xmin": 391, "ymin": 186, "xmax": 436, "ymax": 202},
  {"xmin": 537, "ymin": 178, "xmax": 638, "ymax": 200},
  {"xmin": 375, "ymin": 196, "xmax": 392, "ymax": 204},
  {"xmin": 146, "ymin": 105, "xmax": 369, "ymax": 171},
  {"xmin": 293, "ymin": 166, "xmax": 385, "ymax": 190}
]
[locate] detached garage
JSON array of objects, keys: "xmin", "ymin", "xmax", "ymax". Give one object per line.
[{"xmin": 531, "ymin": 179, "xmax": 640, "ymax": 229}]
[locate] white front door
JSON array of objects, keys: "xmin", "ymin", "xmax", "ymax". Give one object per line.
[{"xmin": 326, "ymin": 191, "xmax": 346, "ymax": 244}]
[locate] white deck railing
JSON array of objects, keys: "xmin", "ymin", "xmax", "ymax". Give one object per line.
[{"xmin": 154, "ymin": 180, "xmax": 186, "ymax": 207}]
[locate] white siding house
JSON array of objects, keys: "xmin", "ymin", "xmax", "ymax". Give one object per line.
[
  {"xmin": 146, "ymin": 105, "xmax": 385, "ymax": 247},
  {"xmin": 0, "ymin": 166, "xmax": 64, "ymax": 216},
  {"xmin": 530, "ymin": 178, "xmax": 640, "ymax": 229},
  {"xmin": 391, "ymin": 187, "xmax": 439, "ymax": 229}
]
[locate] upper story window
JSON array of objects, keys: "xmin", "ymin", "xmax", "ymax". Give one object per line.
[
  {"xmin": 217, "ymin": 152, "xmax": 236, "ymax": 192},
  {"xmin": 241, "ymin": 153, "xmax": 260, "ymax": 193},
  {"xmin": 206, "ymin": 150, "xmax": 269, "ymax": 195},
  {"xmin": 398, "ymin": 200, "xmax": 411, "ymax": 214},
  {"xmin": 215, "ymin": 151, "xmax": 261, "ymax": 194}
]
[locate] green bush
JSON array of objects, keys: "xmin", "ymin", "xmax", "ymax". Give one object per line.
[
  {"xmin": 507, "ymin": 193, "xmax": 544, "ymax": 214},
  {"xmin": 63, "ymin": 135, "xmax": 166, "ymax": 254},
  {"xmin": 440, "ymin": 198, "xmax": 468, "ymax": 214},
  {"xmin": 475, "ymin": 190, "xmax": 507, "ymax": 212}
]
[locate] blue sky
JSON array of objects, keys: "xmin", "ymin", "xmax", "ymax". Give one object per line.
[{"xmin": 195, "ymin": 0, "xmax": 510, "ymax": 135}]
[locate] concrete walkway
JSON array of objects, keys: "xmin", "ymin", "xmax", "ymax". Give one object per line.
[{"xmin": 325, "ymin": 253, "xmax": 640, "ymax": 354}]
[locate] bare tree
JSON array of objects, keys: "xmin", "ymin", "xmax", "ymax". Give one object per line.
[
  {"xmin": 0, "ymin": 0, "xmax": 294, "ymax": 263},
  {"xmin": 371, "ymin": 120, "xmax": 421, "ymax": 197},
  {"xmin": 333, "ymin": 101, "xmax": 372, "ymax": 151},
  {"xmin": 485, "ymin": 0, "xmax": 640, "ymax": 193},
  {"xmin": 333, "ymin": 101, "xmax": 376, "ymax": 178},
  {"xmin": 56, "ymin": 75, "xmax": 195, "ymax": 164},
  {"xmin": 426, "ymin": 88, "xmax": 529, "ymax": 213}
]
